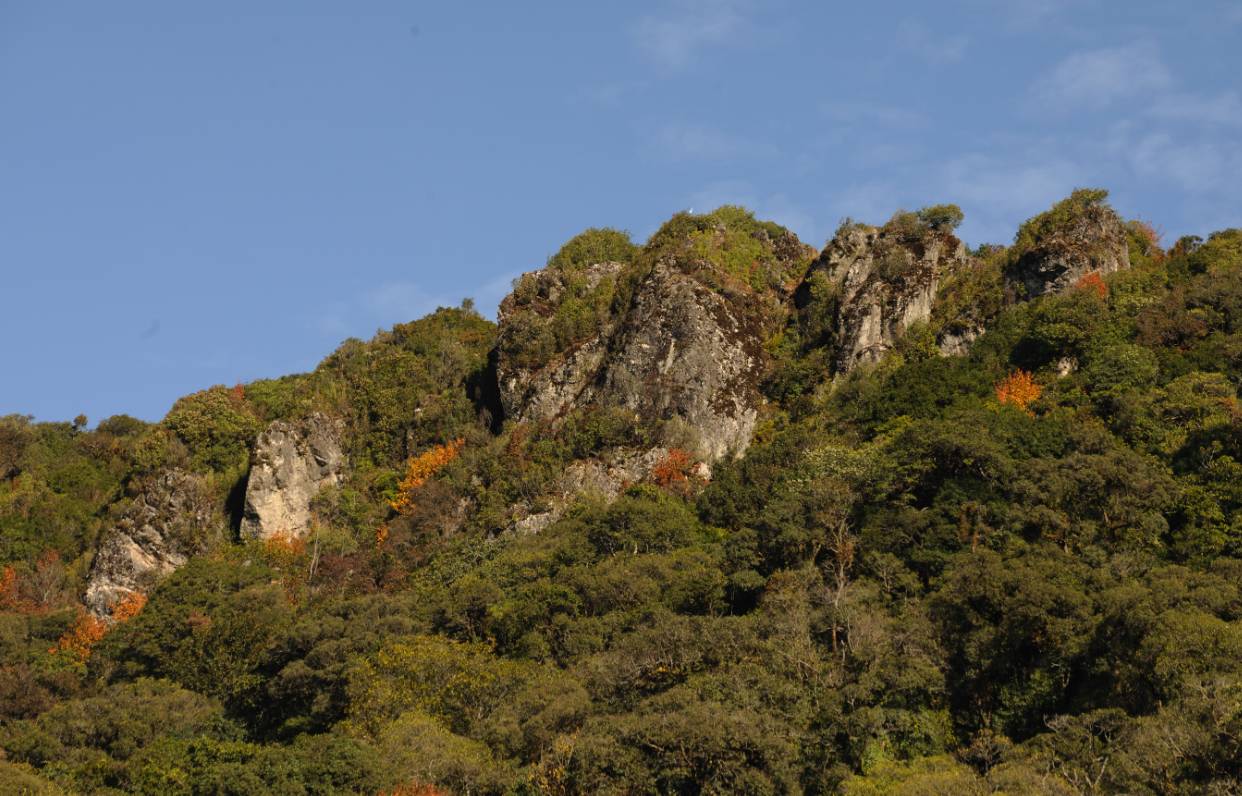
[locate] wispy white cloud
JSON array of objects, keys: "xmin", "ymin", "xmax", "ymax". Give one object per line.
[
  {"xmin": 938, "ymin": 151, "xmax": 1084, "ymax": 244},
  {"xmin": 473, "ymin": 270, "xmax": 525, "ymax": 319},
  {"xmin": 1148, "ymin": 91, "xmax": 1242, "ymax": 127},
  {"xmin": 632, "ymin": 0, "xmax": 752, "ymax": 69},
  {"xmin": 361, "ymin": 281, "xmax": 446, "ymax": 322},
  {"xmin": 998, "ymin": 0, "xmax": 1088, "ymax": 30},
  {"xmin": 821, "ymin": 100, "xmax": 928, "ymax": 130},
  {"xmin": 651, "ymin": 122, "xmax": 766, "ymax": 161},
  {"xmin": 311, "ymin": 280, "xmax": 455, "ymax": 342},
  {"xmin": 1034, "ymin": 42, "xmax": 1171, "ymax": 109},
  {"xmin": 825, "ymin": 180, "xmax": 906, "ymax": 230},
  {"xmin": 1132, "ymin": 135, "xmax": 1231, "ymax": 190},
  {"xmin": 940, "ymin": 153, "xmax": 1079, "ymax": 213},
  {"xmin": 578, "ymin": 80, "xmax": 649, "ymax": 109},
  {"xmin": 1107, "ymin": 122, "xmax": 1241, "ymax": 193},
  {"xmin": 896, "ymin": 20, "xmax": 968, "ymax": 64}
]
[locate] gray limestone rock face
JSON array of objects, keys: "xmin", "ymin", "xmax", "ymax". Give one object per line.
[
  {"xmin": 495, "ymin": 261, "xmax": 625, "ymax": 424},
  {"xmin": 239, "ymin": 413, "xmax": 345, "ymax": 540},
  {"xmin": 1008, "ymin": 203, "xmax": 1130, "ymax": 299},
  {"xmin": 937, "ymin": 325, "xmax": 983, "ymax": 357},
  {"xmin": 494, "ymin": 216, "xmax": 810, "ymax": 478},
  {"xmin": 84, "ymin": 469, "xmax": 212, "ymax": 616},
  {"xmin": 508, "ymin": 446, "xmax": 711, "ymax": 535},
  {"xmin": 495, "ymin": 263, "xmax": 776, "ymax": 461},
  {"xmin": 601, "ymin": 265, "xmax": 765, "ymax": 461},
  {"xmin": 809, "ymin": 225, "xmax": 973, "ymax": 375}
]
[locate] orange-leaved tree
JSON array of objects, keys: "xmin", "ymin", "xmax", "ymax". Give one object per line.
[
  {"xmin": 995, "ymin": 369, "xmax": 1042, "ymax": 414},
  {"xmin": 389, "ymin": 438, "xmax": 464, "ymax": 515},
  {"xmin": 0, "ymin": 565, "xmax": 35, "ymax": 613},
  {"xmin": 1074, "ymin": 271, "xmax": 1108, "ymax": 299},
  {"xmin": 1, "ymin": 550, "xmax": 70, "ymax": 614},
  {"xmin": 51, "ymin": 590, "xmax": 147, "ymax": 664},
  {"xmin": 652, "ymin": 448, "xmax": 700, "ymax": 496}
]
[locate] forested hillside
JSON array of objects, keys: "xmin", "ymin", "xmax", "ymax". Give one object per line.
[{"xmin": 2, "ymin": 190, "xmax": 1241, "ymax": 794}]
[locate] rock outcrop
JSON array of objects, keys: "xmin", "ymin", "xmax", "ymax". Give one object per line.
[
  {"xmin": 510, "ymin": 446, "xmax": 674, "ymax": 535},
  {"xmin": 1007, "ymin": 189, "xmax": 1130, "ymax": 299},
  {"xmin": 239, "ymin": 413, "xmax": 345, "ymax": 540},
  {"xmin": 803, "ymin": 221, "xmax": 972, "ymax": 374},
  {"xmin": 495, "ymin": 261, "xmax": 624, "ymax": 424},
  {"xmin": 85, "ymin": 469, "xmax": 212, "ymax": 615},
  {"xmin": 495, "ymin": 209, "xmax": 811, "ymax": 462},
  {"xmin": 598, "ymin": 264, "xmax": 766, "ymax": 461}
]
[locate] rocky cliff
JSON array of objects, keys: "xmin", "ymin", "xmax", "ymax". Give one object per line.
[
  {"xmin": 495, "ymin": 260, "xmax": 624, "ymax": 424},
  {"xmin": 84, "ymin": 469, "xmax": 213, "ymax": 616},
  {"xmin": 239, "ymin": 413, "xmax": 345, "ymax": 540},
  {"xmin": 1007, "ymin": 188, "xmax": 1131, "ymax": 298},
  {"xmin": 802, "ymin": 218, "xmax": 973, "ymax": 374},
  {"xmin": 495, "ymin": 208, "xmax": 812, "ymax": 462}
]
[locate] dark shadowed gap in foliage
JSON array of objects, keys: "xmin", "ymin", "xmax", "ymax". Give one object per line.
[
  {"xmin": 469, "ymin": 349, "xmax": 505, "ymax": 434},
  {"xmin": 225, "ymin": 470, "xmax": 249, "ymax": 538}
]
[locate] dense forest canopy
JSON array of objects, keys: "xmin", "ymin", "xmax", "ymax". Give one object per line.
[{"xmin": 2, "ymin": 192, "xmax": 1242, "ymax": 794}]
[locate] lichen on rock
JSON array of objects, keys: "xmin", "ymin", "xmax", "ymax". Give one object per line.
[{"xmin": 495, "ymin": 260, "xmax": 625, "ymax": 424}]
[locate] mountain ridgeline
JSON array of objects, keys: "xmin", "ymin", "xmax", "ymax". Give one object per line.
[{"xmin": 3, "ymin": 190, "xmax": 1242, "ymax": 794}]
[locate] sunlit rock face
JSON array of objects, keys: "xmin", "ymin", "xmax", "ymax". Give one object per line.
[
  {"xmin": 495, "ymin": 214, "xmax": 810, "ymax": 463},
  {"xmin": 239, "ymin": 413, "xmax": 345, "ymax": 540},
  {"xmin": 802, "ymin": 222, "xmax": 973, "ymax": 375}
]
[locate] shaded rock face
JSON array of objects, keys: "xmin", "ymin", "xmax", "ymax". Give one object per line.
[
  {"xmin": 495, "ymin": 261, "xmax": 624, "ymax": 425},
  {"xmin": 85, "ymin": 470, "xmax": 212, "ymax": 616},
  {"xmin": 808, "ymin": 225, "xmax": 972, "ymax": 374},
  {"xmin": 239, "ymin": 413, "xmax": 345, "ymax": 540},
  {"xmin": 1008, "ymin": 204, "xmax": 1130, "ymax": 299}
]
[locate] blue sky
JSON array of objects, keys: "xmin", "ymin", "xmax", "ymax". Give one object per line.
[{"xmin": 2, "ymin": 1, "xmax": 1239, "ymax": 423}]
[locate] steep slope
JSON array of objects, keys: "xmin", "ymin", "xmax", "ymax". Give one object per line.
[{"xmin": 84, "ymin": 469, "xmax": 213, "ymax": 615}]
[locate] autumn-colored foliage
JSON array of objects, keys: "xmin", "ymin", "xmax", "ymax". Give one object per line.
[
  {"xmin": 389, "ymin": 438, "xmax": 464, "ymax": 515},
  {"xmin": 51, "ymin": 590, "xmax": 148, "ymax": 663},
  {"xmin": 111, "ymin": 590, "xmax": 148, "ymax": 622},
  {"xmin": 1130, "ymin": 219, "xmax": 1164, "ymax": 258},
  {"xmin": 652, "ymin": 448, "xmax": 699, "ymax": 495},
  {"xmin": 264, "ymin": 531, "xmax": 308, "ymax": 559},
  {"xmin": 995, "ymin": 369, "xmax": 1042, "ymax": 414},
  {"xmin": 1075, "ymin": 271, "xmax": 1108, "ymax": 299},
  {"xmin": 1, "ymin": 550, "xmax": 69, "ymax": 614},
  {"xmin": 0, "ymin": 565, "xmax": 34, "ymax": 613},
  {"xmin": 231, "ymin": 382, "xmax": 246, "ymax": 403},
  {"xmin": 375, "ymin": 522, "xmax": 390, "ymax": 548},
  {"xmin": 52, "ymin": 612, "xmax": 109, "ymax": 663}
]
